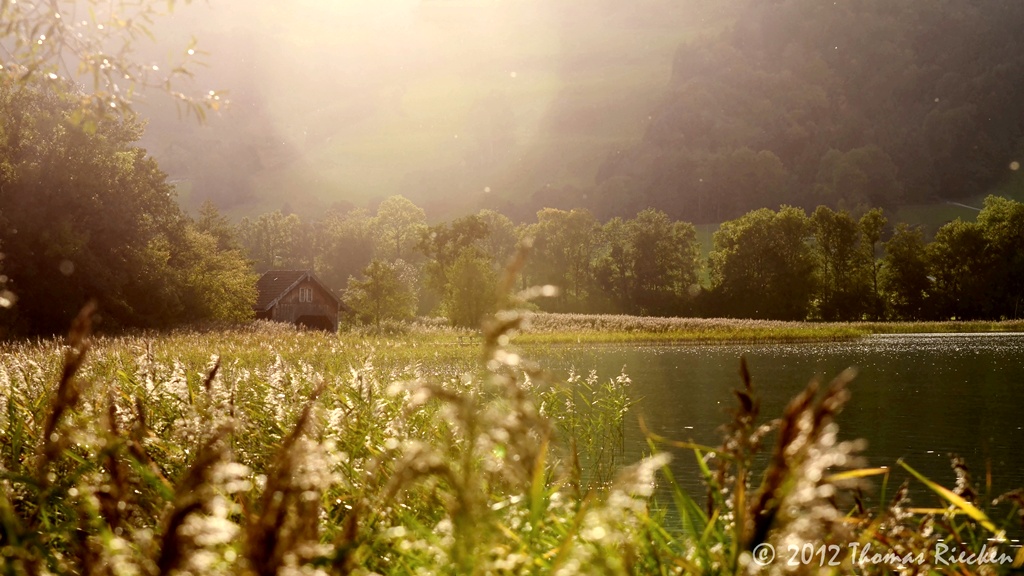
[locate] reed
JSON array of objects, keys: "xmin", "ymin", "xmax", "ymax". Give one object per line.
[{"xmin": 0, "ymin": 291, "xmax": 1022, "ymax": 574}]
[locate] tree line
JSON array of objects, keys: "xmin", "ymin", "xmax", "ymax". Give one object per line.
[
  {"xmin": 4, "ymin": 77, "xmax": 1022, "ymax": 335},
  {"xmin": 234, "ymin": 194, "xmax": 1024, "ymax": 327}
]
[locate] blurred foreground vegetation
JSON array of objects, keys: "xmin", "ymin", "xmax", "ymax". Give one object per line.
[{"xmin": 1, "ymin": 305, "xmax": 1022, "ymax": 575}]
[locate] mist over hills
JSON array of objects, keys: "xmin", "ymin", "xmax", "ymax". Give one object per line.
[
  {"xmin": 137, "ymin": 0, "xmax": 715, "ymax": 221},
  {"xmin": 592, "ymin": 0, "xmax": 1024, "ymax": 223},
  {"xmin": 137, "ymin": 0, "xmax": 1024, "ymax": 224}
]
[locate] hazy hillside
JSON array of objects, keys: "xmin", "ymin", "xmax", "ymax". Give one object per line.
[
  {"xmin": 136, "ymin": 0, "xmax": 721, "ymax": 221},
  {"xmin": 592, "ymin": 0, "xmax": 1024, "ymax": 223},
  {"xmin": 135, "ymin": 0, "xmax": 1024, "ymax": 225}
]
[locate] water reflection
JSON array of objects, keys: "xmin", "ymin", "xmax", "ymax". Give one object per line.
[{"xmin": 539, "ymin": 333, "xmax": 1024, "ymax": 508}]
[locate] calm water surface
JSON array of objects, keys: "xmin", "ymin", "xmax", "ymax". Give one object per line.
[{"xmin": 546, "ymin": 333, "xmax": 1024, "ymax": 505}]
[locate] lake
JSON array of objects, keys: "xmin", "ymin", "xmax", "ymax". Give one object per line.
[{"xmin": 545, "ymin": 333, "xmax": 1024, "ymax": 509}]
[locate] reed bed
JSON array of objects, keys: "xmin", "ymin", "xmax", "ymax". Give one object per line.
[
  {"xmin": 517, "ymin": 314, "xmax": 865, "ymax": 343},
  {"xmin": 514, "ymin": 313, "xmax": 1024, "ymax": 344},
  {"xmin": 1, "ymin": 303, "xmax": 1022, "ymax": 574}
]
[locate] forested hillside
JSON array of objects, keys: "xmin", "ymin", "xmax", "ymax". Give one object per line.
[{"xmin": 592, "ymin": 0, "xmax": 1024, "ymax": 223}]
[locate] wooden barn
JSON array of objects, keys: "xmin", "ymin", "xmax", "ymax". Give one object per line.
[{"xmin": 253, "ymin": 270, "xmax": 346, "ymax": 331}]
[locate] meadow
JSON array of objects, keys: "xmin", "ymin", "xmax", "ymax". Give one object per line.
[{"xmin": 2, "ymin": 306, "xmax": 1023, "ymax": 575}]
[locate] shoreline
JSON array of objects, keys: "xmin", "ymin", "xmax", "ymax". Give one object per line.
[{"xmin": 507, "ymin": 314, "xmax": 1024, "ymax": 345}]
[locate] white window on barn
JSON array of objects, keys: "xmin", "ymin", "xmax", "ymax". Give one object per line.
[{"xmin": 299, "ymin": 287, "xmax": 313, "ymax": 302}]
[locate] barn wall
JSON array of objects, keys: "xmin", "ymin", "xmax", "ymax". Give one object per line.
[{"xmin": 269, "ymin": 279, "xmax": 338, "ymax": 330}]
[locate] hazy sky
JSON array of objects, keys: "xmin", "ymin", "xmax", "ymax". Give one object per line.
[{"xmin": 140, "ymin": 0, "xmax": 705, "ymax": 217}]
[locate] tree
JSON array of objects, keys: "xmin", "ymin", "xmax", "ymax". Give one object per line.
[
  {"xmin": 314, "ymin": 208, "xmax": 375, "ymax": 294},
  {"xmin": 0, "ymin": 79, "xmax": 253, "ymax": 334},
  {"xmin": 881, "ymin": 224, "xmax": 930, "ymax": 320},
  {"xmin": 475, "ymin": 209, "xmax": 518, "ymax": 266},
  {"xmin": 1, "ymin": 0, "xmax": 222, "ymax": 126},
  {"xmin": 237, "ymin": 211, "xmax": 310, "ymax": 272},
  {"xmin": 524, "ymin": 208, "xmax": 599, "ymax": 310},
  {"xmin": 592, "ymin": 217, "xmax": 631, "ymax": 312},
  {"xmin": 444, "ymin": 248, "xmax": 497, "ymax": 327},
  {"xmin": 859, "ymin": 208, "xmax": 887, "ymax": 320},
  {"xmin": 624, "ymin": 208, "xmax": 700, "ymax": 315},
  {"xmin": 419, "ymin": 214, "xmax": 489, "ymax": 314},
  {"xmin": 810, "ymin": 205, "xmax": 870, "ymax": 320},
  {"xmin": 709, "ymin": 206, "xmax": 816, "ymax": 320},
  {"xmin": 176, "ymin": 226, "xmax": 258, "ymax": 323},
  {"xmin": 196, "ymin": 200, "xmax": 241, "ymax": 252},
  {"xmin": 927, "ymin": 219, "xmax": 992, "ymax": 319},
  {"xmin": 976, "ymin": 195, "xmax": 1024, "ymax": 318},
  {"xmin": 345, "ymin": 259, "xmax": 418, "ymax": 330},
  {"xmin": 373, "ymin": 195, "xmax": 427, "ymax": 262}
]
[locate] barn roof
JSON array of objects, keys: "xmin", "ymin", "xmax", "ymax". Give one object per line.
[{"xmin": 254, "ymin": 270, "xmax": 342, "ymax": 312}]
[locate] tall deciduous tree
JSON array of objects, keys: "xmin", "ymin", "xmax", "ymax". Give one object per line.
[
  {"xmin": 196, "ymin": 200, "xmax": 241, "ymax": 252},
  {"xmin": 927, "ymin": 219, "xmax": 992, "ymax": 319},
  {"xmin": 811, "ymin": 206, "xmax": 870, "ymax": 320},
  {"xmin": 474, "ymin": 209, "xmax": 518, "ymax": 266},
  {"xmin": 444, "ymin": 248, "xmax": 497, "ymax": 327},
  {"xmin": 525, "ymin": 208, "xmax": 599, "ymax": 310},
  {"xmin": 237, "ymin": 211, "xmax": 310, "ymax": 272},
  {"xmin": 419, "ymin": 214, "xmax": 489, "ymax": 314},
  {"xmin": 0, "ymin": 79, "xmax": 254, "ymax": 334},
  {"xmin": 859, "ymin": 208, "xmax": 887, "ymax": 320},
  {"xmin": 345, "ymin": 259, "xmax": 418, "ymax": 330},
  {"xmin": 315, "ymin": 208, "xmax": 375, "ymax": 295},
  {"xmin": 592, "ymin": 217, "xmax": 631, "ymax": 312},
  {"xmin": 373, "ymin": 195, "xmax": 427, "ymax": 262},
  {"xmin": 625, "ymin": 208, "xmax": 700, "ymax": 315},
  {"xmin": 710, "ymin": 206, "xmax": 816, "ymax": 320},
  {"xmin": 177, "ymin": 226, "xmax": 258, "ymax": 323},
  {"xmin": 976, "ymin": 196, "xmax": 1024, "ymax": 318},
  {"xmin": 881, "ymin": 224, "xmax": 930, "ymax": 320}
]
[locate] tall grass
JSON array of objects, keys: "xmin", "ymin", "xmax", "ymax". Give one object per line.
[{"xmin": 2, "ymin": 290, "xmax": 1023, "ymax": 573}]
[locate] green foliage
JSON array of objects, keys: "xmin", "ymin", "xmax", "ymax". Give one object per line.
[
  {"xmin": 592, "ymin": 217, "xmax": 631, "ymax": 310},
  {"xmin": 814, "ymin": 146, "xmax": 901, "ymax": 208},
  {"xmin": 1, "ymin": 305, "xmax": 1021, "ymax": 575},
  {"xmin": 977, "ymin": 196, "xmax": 1024, "ymax": 318},
  {"xmin": 881, "ymin": 224, "xmax": 931, "ymax": 320},
  {"xmin": 0, "ymin": 0, "xmax": 221, "ymax": 124},
  {"xmin": 195, "ymin": 200, "xmax": 241, "ymax": 252},
  {"xmin": 927, "ymin": 219, "xmax": 992, "ymax": 319},
  {"xmin": 236, "ymin": 211, "xmax": 310, "ymax": 272},
  {"xmin": 345, "ymin": 259, "xmax": 418, "ymax": 330},
  {"xmin": 232, "ymin": 193, "xmax": 1024, "ymax": 325},
  {"xmin": 443, "ymin": 248, "xmax": 497, "ymax": 328},
  {"xmin": 710, "ymin": 206, "xmax": 817, "ymax": 320},
  {"xmin": 859, "ymin": 208, "xmax": 887, "ymax": 320},
  {"xmin": 0, "ymin": 79, "xmax": 253, "ymax": 334},
  {"xmin": 313, "ymin": 208, "xmax": 375, "ymax": 295},
  {"xmin": 418, "ymin": 214, "xmax": 490, "ymax": 314},
  {"xmin": 474, "ymin": 209, "xmax": 518, "ymax": 266},
  {"xmin": 373, "ymin": 195, "xmax": 427, "ymax": 262},
  {"xmin": 524, "ymin": 208, "xmax": 600, "ymax": 310},
  {"xmin": 623, "ymin": 208, "xmax": 700, "ymax": 315},
  {"xmin": 596, "ymin": 0, "xmax": 1024, "ymax": 222},
  {"xmin": 810, "ymin": 206, "xmax": 871, "ymax": 320},
  {"xmin": 176, "ymin": 226, "xmax": 258, "ymax": 323}
]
